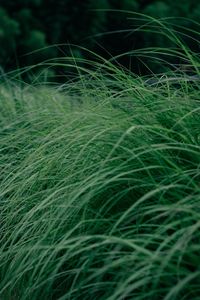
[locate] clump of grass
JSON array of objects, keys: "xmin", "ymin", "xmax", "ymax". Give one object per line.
[{"xmin": 0, "ymin": 34, "xmax": 200, "ymax": 299}]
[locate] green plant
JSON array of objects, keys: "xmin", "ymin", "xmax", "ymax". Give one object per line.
[
  {"xmin": 0, "ymin": 8, "xmax": 20, "ymax": 66},
  {"xmin": 0, "ymin": 40, "xmax": 200, "ymax": 299},
  {"xmin": 0, "ymin": 0, "xmax": 200, "ymax": 74}
]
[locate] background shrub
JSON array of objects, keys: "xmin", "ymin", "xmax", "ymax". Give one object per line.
[{"xmin": 0, "ymin": 0, "xmax": 199, "ymax": 76}]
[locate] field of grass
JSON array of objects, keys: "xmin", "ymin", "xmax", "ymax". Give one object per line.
[{"xmin": 0, "ymin": 47, "xmax": 200, "ymax": 299}]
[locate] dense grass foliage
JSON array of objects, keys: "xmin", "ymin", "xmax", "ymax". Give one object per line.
[{"xmin": 0, "ymin": 60, "xmax": 200, "ymax": 299}]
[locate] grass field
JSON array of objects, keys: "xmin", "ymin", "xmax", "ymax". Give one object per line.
[{"xmin": 0, "ymin": 47, "xmax": 200, "ymax": 299}]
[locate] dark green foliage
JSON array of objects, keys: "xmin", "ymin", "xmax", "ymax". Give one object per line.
[
  {"xmin": 0, "ymin": 0, "xmax": 199, "ymax": 74},
  {"xmin": 0, "ymin": 8, "xmax": 20, "ymax": 66}
]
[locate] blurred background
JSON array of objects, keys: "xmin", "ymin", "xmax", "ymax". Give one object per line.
[{"xmin": 0, "ymin": 0, "xmax": 200, "ymax": 80}]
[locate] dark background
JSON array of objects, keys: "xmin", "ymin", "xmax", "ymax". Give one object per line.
[{"xmin": 0, "ymin": 0, "xmax": 200, "ymax": 79}]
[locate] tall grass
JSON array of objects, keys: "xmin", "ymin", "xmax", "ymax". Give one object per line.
[{"xmin": 0, "ymin": 21, "xmax": 200, "ymax": 299}]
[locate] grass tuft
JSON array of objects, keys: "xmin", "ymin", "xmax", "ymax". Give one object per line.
[{"xmin": 0, "ymin": 44, "xmax": 200, "ymax": 300}]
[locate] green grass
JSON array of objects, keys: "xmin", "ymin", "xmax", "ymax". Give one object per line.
[{"xmin": 0, "ymin": 48, "xmax": 200, "ymax": 300}]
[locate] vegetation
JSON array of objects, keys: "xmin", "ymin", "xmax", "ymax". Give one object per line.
[
  {"xmin": 0, "ymin": 0, "xmax": 200, "ymax": 73},
  {"xmin": 0, "ymin": 36, "xmax": 200, "ymax": 299}
]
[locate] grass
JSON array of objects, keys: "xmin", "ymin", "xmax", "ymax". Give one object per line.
[{"xmin": 0, "ymin": 39, "xmax": 200, "ymax": 299}]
